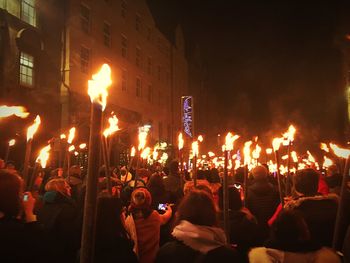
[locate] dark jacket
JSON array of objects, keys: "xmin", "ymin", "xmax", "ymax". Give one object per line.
[
  {"xmin": 37, "ymin": 191, "xmax": 82, "ymax": 263},
  {"xmin": 0, "ymin": 217, "xmax": 49, "ymax": 263},
  {"xmin": 284, "ymin": 194, "xmax": 338, "ymax": 247},
  {"xmin": 155, "ymin": 239, "xmax": 240, "ymax": 263}
]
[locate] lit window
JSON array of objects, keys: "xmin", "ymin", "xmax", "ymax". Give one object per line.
[
  {"xmin": 103, "ymin": 22, "xmax": 111, "ymax": 47},
  {"xmin": 136, "ymin": 77, "xmax": 142, "ymax": 97},
  {"xmin": 135, "ymin": 14, "xmax": 141, "ymax": 32},
  {"xmin": 136, "ymin": 47, "xmax": 142, "ymax": 67},
  {"xmin": 80, "ymin": 4, "xmax": 90, "ymax": 34},
  {"xmin": 121, "ymin": 0, "xmax": 127, "ymax": 18},
  {"xmin": 147, "ymin": 84, "xmax": 153, "ymax": 103},
  {"xmin": 147, "ymin": 56, "xmax": 152, "ymax": 74},
  {"xmin": 121, "ymin": 35, "xmax": 127, "ymax": 58},
  {"xmin": 80, "ymin": 46, "xmax": 90, "ymax": 74},
  {"xmin": 121, "ymin": 69, "xmax": 127, "ymax": 91},
  {"xmin": 20, "ymin": 52, "xmax": 34, "ymax": 87},
  {"xmin": 21, "ymin": 0, "xmax": 36, "ymax": 27}
]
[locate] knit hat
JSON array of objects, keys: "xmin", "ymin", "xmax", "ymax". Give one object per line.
[{"xmin": 129, "ymin": 187, "xmax": 152, "ymax": 210}]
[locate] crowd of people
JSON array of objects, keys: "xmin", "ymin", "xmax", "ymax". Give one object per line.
[{"xmin": 0, "ymin": 158, "xmax": 349, "ymax": 263}]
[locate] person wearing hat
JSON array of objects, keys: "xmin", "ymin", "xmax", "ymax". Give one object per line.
[{"xmin": 125, "ymin": 187, "xmax": 172, "ymax": 263}]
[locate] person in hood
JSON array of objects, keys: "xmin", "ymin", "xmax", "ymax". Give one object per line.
[
  {"xmin": 37, "ymin": 178, "xmax": 81, "ymax": 263},
  {"xmin": 155, "ymin": 189, "xmax": 240, "ymax": 263},
  {"xmin": 246, "ymin": 165, "xmax": 280, "ymax": 239}
]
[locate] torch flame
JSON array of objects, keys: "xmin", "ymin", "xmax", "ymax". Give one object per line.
[
  {"xmin": 68, "ymin": 145, "xmax": 75, "ymax": 152},
  {"xmin": 291, "ymin": 151, "xmax": 298, "ymax": 163},
  {"xmin": 281, "ymin": 154, "xmax": 288, "ymax": 160},
  {"xmin": 36, "ymin": 145, "xmax": 51, "ymax": 168},
  {"xmin": 87, "ymin": 64, "xmax": 112, "ymax": 111},
  {"xmin": 26, "ymin": 115, "xmax": 41, "ymax": 141},
  {"xmin": 60, "ymin": 134, "xmax": 66, "ymax": 139},
  {"xmin": 141, "ymin": 147, "xmax": 151, "ymax": 160},
  {"xmin": 8, "ymin": 139, "xmax": 15, "ymax": 146},
  {"xmin": 320, "ymin": 143, "xmax": 330, "ymax": 153},
  {"xmin": 103, "ymin": 115, "xmax": 119, "ymax": 138},
  {"xmin": 329, "ymin": 143, "xmax": 350, "ymax": 159},
  {"xmin": 283, "ymin": 125, "xmax": 296, "ymax": 142},
  {"xmin": 225, "ymin": 132, "xmax": 240, "ymax": 151},
  {"xmin": 192, "ymin": 141, "xmax": 199, "ymax": 156},
  {"xmin": 138, "ymin": 131, "xmax": 148, "ymax": 151},
  {"xmin": 323, "ymin": 156, "xmax": 333, "ymax": 169},
  {"xmin": 243, "ymin": 141, "xmax": 252, "ymax": 165},
  {"xmin": 272, "ymin": 137, "xmax": 283, "ymax": 151},
  {"xmin": 130, "ymin": 146, "xmax": 136, "ymax": 157},
  {"xmin": 67, "ymin": 127, "xmax": 76, "ymax": 144},
  {"xmin": 79, "ymin": 143, "xmax": 87, "ymax": 149},
  {"xmin": 178, "ymin": 133, "xmax": 184, "ymax": 150},
  {"xmin": 152, "ymin": 147, "xmax": 159, "ymax": 160},
  {"xmin": 198, "ymin": 135, "xmax": 204, "ymax": 142},
  {"xmin": 252, "ymin": 144, "xmax": 262, "ymax": 159},
  {"xmin": 266, "ymin": 148, "xmax": 273, "ymax": 154},
  {"xmin": 208, "ymin": 151, "xmax": 215, "ymax": 158},
  {"xmin": 0, "ymin": 105, "xmax": 29, "ymax": 119},
  {"xmin": 307, "ymin": 151, "xmax": 316, "ymax": 163}
]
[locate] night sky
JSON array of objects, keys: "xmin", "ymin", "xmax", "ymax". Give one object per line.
[{"xmin": 148, "ymin": 0, "xmax": 350, "ymax": 147}]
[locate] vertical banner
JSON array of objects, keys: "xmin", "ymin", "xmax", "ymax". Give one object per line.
[{"xmin": 181, "ymin": 96, "xmax": 194, "ymax": 138}]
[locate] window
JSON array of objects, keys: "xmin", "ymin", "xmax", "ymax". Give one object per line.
[
  {"xmin": 136, "ymin": 77, "xmax": 142, "ymax": 97},
  {"xmin": 121, "ymin": 69, "xmax": 127, "ymax": 91},
  {"xmin": 135, "ymin": 14, "xmax": 141, "ymax": 32},
  {"xmin": 80, "ymin": 46, "xmax": 90, "ymax": 74},
  {"xmin": 136, "ymin": 47, "xmax": 142, "ymax": 67},
  {"xmin": 80, "ymin": 4, "xmax": 90, "ymax": 34},
  {"xmin": 147, "ymin": 84, "xmax": 153, "ymax": 103},
  {"xmin": 21, "ymin": 0, "xmax": 36, "ymax": 27},
  {"xmin": 158, "ymin": 121, "xmax": 163, "ymax": 140},
  {"xmin": 121, "ymin": 0, "xmax": 127, "ymax": 18},
  {"xmin": 103, "ymin": 22, "xmax": 111, "ymax": 47},
  {"xmin": 147, "ymin": 56, "xmax": 152, "ymax": 74},
  {"xmin": 121, "ymin": 35, "xmax": 127, "ymax": 58},
  {"xmin": 20, "ymin": 52, "xmax": 34, "ymax": 87}
]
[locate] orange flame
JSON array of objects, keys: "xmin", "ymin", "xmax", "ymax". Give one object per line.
[
  {"xmin": 67, "ymin": 127, "xmax": 76, "ymax": 144},
  {"xmin": 252, "ymin": 144, "xmax": 261, "ymax": 159},
  {"xmin": 79, "ymin": 143, "xmax": 87, "ymax": 149},
  {"xmin": 329, "ymin": 143, "xmax": 350, "ymax": 159},
  {"xmin": 208, "ymin": 151, "xmax": 215, "ymax": 158},
  {"xmin": 138, "ymin": 129, "xmax": 149, "ymax": 151},
  {"xmin": 178, "ymin": 133, "xmax": 184, "ymax": 150},
  {"xmin": 26, "ymin": 115, "xmax": 41, "ymax": 141},
  {"xmin": 281, "ymin": 154, "xmax": 288, "ymax": 160},
  {"xmin": 272, "ymin": 137, "xmax": 283, "ymax": 151},
  {"xmin": 323, "ymin": 156, "xmax": 333, "ymax": 168},
  {"xmin": 266, "ymin": 148, "xmax": 273, "ymax": 154},
  {"xmin": 60, "ymin": 134, "xmax": 66, "ymax": 139},
  {"xmin": 68, "ymin": 145, "xmax": 75, "ymax": 152},
  {"xmin": 283, "ymin": 125, "xmax": 296, "ymax": 142},
  {"xmin": 141, "ymin": 147, "xmax": 151, "ymax": 159},
  {"xmin": 225, "ymin": 132, "xmax": 240, "ymax": 151},
  {"xmin": 103, "ymin": 115, "xmax": 119, "ymax": 138},
  {"xmin": 243, "ymin": 141, "xmax": 252, "ymax": 165},
  {"xmin": 88, "ymin": 64, "xmax": 112, "ymax": 110},
  {"xmin": 291, "ymin": 151, "xmax": 298, "ymax": 162},
  {"xmin": 153, "ymin": 147, "xmax": 159, "ymax": 160},
  {"xmin": 130, "ymin": 146, "xmax": 136, "ymax": 157},
  {"xmin": 0, "ymin": 105, "xmax": 29, "ymax": 119},
  {"xmin": 320, "ymin": 143, "xmax": 330, "ymax": 153},
  {"xmin": 192, "ymin": 141, "xmax": 199, "ymax": 156},
  {"xmin": 8, "ymin": 139, "xmax": 15, "ymax": 146},
  {"xmin": 36, "ymin": 144, "xmax": 51, "ymax": 168},
  {"xmin": 307, "ymin": 151, "xmax": 316, "ymax": 163},
  {"xmin": 74, "ymin": 151, "xmax": 79, "ymax": 157},
  {"xmin": 198, "ymin": 135, "xmax": 204, "ymax": 142}
]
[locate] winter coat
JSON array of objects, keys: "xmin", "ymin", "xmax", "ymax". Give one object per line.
[
  {"xmin": 155, "ymin": 220, "xmax": 240, "ymax": 263},
  {"xmin": 284, "ymin": 194, "xmax": 338, "ymax": 247},
  {"xmin": 249, "ymin": 247, "xmax": 340, "ymax": 263},
  {"xmin": 37, "ymin": 191, "xmax": 82, "ymax": 263}
]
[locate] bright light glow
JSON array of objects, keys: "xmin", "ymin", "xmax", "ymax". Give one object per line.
[
  {"xmin": 8, "ymin": 139, "xmax": 15, "ymax": 146},
  {"xmin": 152, "ymin": 147, "xmax": 159, "ymax": 160},
  {"xmin": 26, "ymin": 115, "xmax": 41, "ymax": 141},
  {"xmin": 141, "ymin": 147, "xmax": 151, "ymax": 159},
  {"xmin": 323, "ymin": 156, "xmax": 333, "ymax": 169},
  {"xmin": 60, "ymin": 134, "xmax": 66, "ymax": 139},
  {"xmin": 138, "ymin": 126, "xmax": 150, "ymax": 151},
  {"xmin": 272, "ymin": 137, "xmax": 283, "ymax": 151},
  {"xmin": 283, "ymin": 125, "xmax": 296, "ymax": 142},
  {"xmin": 198, "ymin": 135, "xmax": 204, "ymax": 142},
  {"xmin": 160, "ymin": 152, "xmax": 168, "ymax": 163},
  {"xmin": 225, "ymin": 132, "xmax": 239, "ymax": 151},
  {"xmin": 281, "ymin": 154, "xmax": 288, "ymax": 160},
  {"xmin": 74, "ymin": 151, "xmax": 79, "ymax": 157},
  {"xmin": 103, "ymin": 115, "xmax": 119, "ymax": 138},
  {"xmin": 266, "ymin": 148, "xmax": 273, "ymax": 154},
  {"xmin": 87, "ymin": 64, "xmax": 112, "ymax": 110},
  {"xmin": 0, "ymin": 105, "xmax": 29, "ymax": 119},
  {"xmin": 208, "ymin": 151, "xmax": 215, "ymax": 158},
  {"xmin": 36, "ymin": 145, "xmax": 50, "ymax": 168},
  {"xmin": 68, "ymin": 145, "xmax": 75, "ymax": 152},
  {"xmin": 243, "ymin": 141, "xmax": 252, "ymax": 165},
  {"xmin": 130, "ymin": 146, "xmax": 136, "ymax": 157},
  {"xmin": 79, "ymin": 143, "xmax": 87, "ymax": 149},
  {"xmin": 252, "ymin": 144, "xmax": 261, "ymax": 159},
  {"xmin": 320, "ymin": 143, "xmax": 330, "ymax": 153},
  {"xmin": 178, "ymin": 133, "xmax": 184, "ymax": 150},
  {"xmin": 192, "ymin": 141, "xmax": 199, "ymax": 156},
  {"xmin": 307, "ymin": 151, "xmax": 316, "ymax": 163},
  {"xmin": 291, "ymin": 151, "xmax": 298, "ymax": 163},
  {"xmin": 67, "ymin": 127, "xmax": 76, "ymax": 144},
  {"xmin": 330, "ymin": 143, "xmax": 350, "ymax": 159}
]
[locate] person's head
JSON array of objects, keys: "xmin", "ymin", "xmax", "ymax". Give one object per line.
[
  {"xmin": 129, "ymin": 187, "xmax": 152, "ymax": 218},
  {"xmin": 169, "ymin": 161, "xmax": 179, "ymax": 175},
  {"xmin": 136, "ymin": 168, "xmax": 151, "ymax": 182},
  {"xmin": 294, "ymin": 168, "xmax": 319, "ymax": 196},
  {"xmin": 270, "ymin": 210, "xmax": 310, "ymax": 247},
  {"xmin": 0, "ymin": 169, "xmax": 23, "ymax": 217},
  {"xmin": 69, "ymin": 165, "xmax": 82, "ymax": 178},
  {"xmin": 197, "ymin": 170, "xmax": 206, "ymax": 180},
  {"xmin": 234, "ymin": 167, "xmax": 244, "ymax": 184},
  {"xmin": 45, "ymin": 178, "xmax": 71, "ymax": 197},
  {"xmin": 95, "ymin": 196, "xmax": 128, "ymax": 242},
  {"xmin": 251, "ymin": 165, "xmax": 268, "ymax": 181},
  {"xmin": 175, "ymin": 189, "xmax": 217, "ymax": 227},
  {"xmin": 207, "ymin": 168, "xmax": 220, "ymax": 183},
  {"xmin": 218, "ymin": 185, "xmax": 243, "ymax": 211},
  {"xmin": 147, "ymin": 173, "xmax": 165, "ymax": 194}
]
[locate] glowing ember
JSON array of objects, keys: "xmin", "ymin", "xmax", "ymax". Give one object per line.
[
  {"xmin": 67, "ymin": 127, "xmax": 76, "ymax": 144},
  {"xmin": 272, "ymin": 137, "xmax": 283, "ymax": 151},
  {"xmin": 320, "ymin": 143, "xmax": 330, "ymax": 153},
  {"xmin": 103, "ymin": 115, "xmax": 119, "ymax": 138},
  {"xmin": 192, "ymin": 141, "xmax": 199, "ymax": 156},
  {"xmin": 0, "ymin": 105, "xmax": 29, "ymax": 119},
  {"xmin": 198, "ymin": 135, "xmax": 204, "ymax": 142},
  {"xmin": 88, "ymin": 64, "xmax": 112, "ymax": 110},
  {"xmin": 266, "ymin": 148, "xmax": 273, "ymax": 154},
  {"xmin": 307, "ymin": 151, "xmax": 316, "ymax": 163},
  {"xmin": 323, "ymin": 156, "xmax": 333, "ymax": 168},
  {"xmin": 178, "ymin": 133, "xmax": 184, "ymax": 150},
  {"xmin": 283, "ymin": 125, "xmax": 296, "ymax": 142},
  {"xmin": 291, "ymin": 151, "xmax": 298, "ymax": 162},
  {"xmin": 8, "ymin": 139, "xmax": 15, "ymax": 146},
  {"xmin": 329, "ymin": 143, "xmax": 350, "ymax": 159},
  {"xmin": 36, "ymin": 145, "xmax": 51, "ymax": 168},
  {"xmin": 79, "ymin": 143, "xmax": 87, "ymax": 149},
  {"xmin": 68, "ymin": 145, "xmax": 75, "ymax": 152},
  {"xmin": 141, "ymin": 147, "xmax": 151, "ymax": 159},
  {"xmin": 225, "ymin": 132, "xmax": 240, "ymax": 151},
  {"xmin": 26, "ymin": 115, "xmax": 41, "ymax": 141},
  {"xmin": 243, "ymin": 141, "xmax": 252, "ymax": 165}
]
